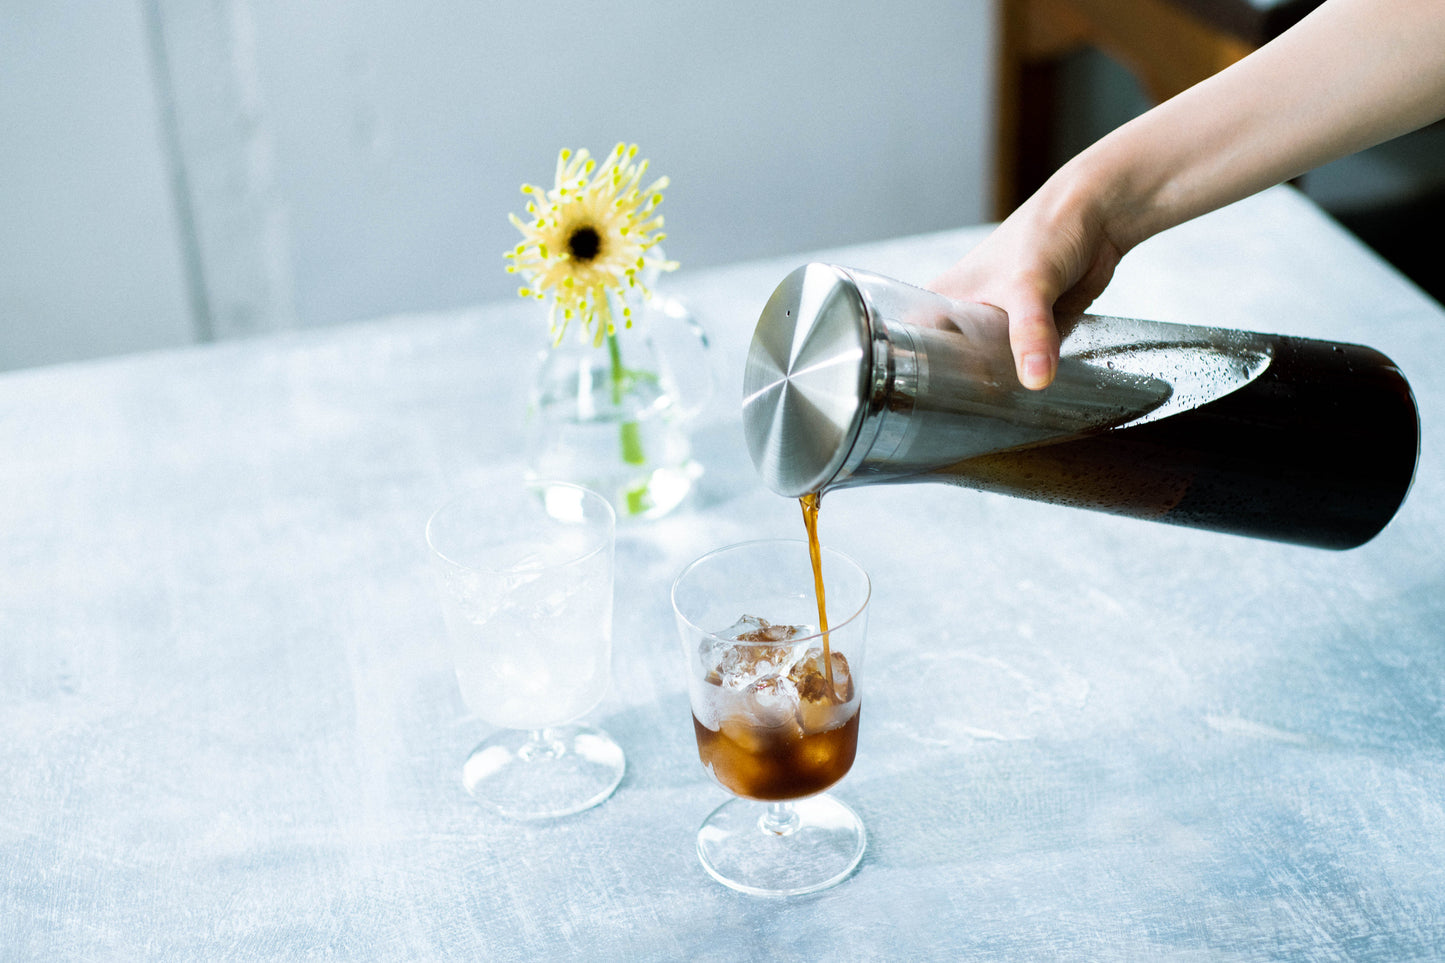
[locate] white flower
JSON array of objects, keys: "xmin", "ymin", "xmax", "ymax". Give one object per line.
[{"xmin": 505, "ymin": 144, "xmax": 677, "ymax": 346}]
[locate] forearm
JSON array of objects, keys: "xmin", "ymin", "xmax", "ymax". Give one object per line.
[
  {"xmin": 931, "ymin": 0, "xmax": 1445, "ymax": 389},
  {"xmin": 1060, "ymin": 0, "xmax": 1445, "ymax": 252}
]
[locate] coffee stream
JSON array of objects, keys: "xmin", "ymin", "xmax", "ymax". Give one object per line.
[{"xmin": 798, "ymin": 491, "xmax": 836, "ymax": 698}]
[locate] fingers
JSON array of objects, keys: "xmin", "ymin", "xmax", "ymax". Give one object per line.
[
  {"xmin": 927, "ymin": 224, "xmax": 1076, "ymax": 390},
  {"xmin": 1008, "ymin": 302, "xmax": 1060, "ymax": 390},
  {"xmin": 931, "ymin": 267, "xmax": 1063, "ymax": 390},
  {"xmin": 926, "ymin": 261, "xmax": 982, "ymax": 305}
]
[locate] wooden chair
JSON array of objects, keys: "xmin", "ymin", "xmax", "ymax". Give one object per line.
[{"xmin": 994, "ymin": 0, "xmax": 1323, "ymax": 219}]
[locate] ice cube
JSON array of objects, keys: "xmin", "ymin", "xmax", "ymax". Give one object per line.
[
  {"xmin": 826, "ymin": 650, "xmax": 853, "ymax": 702},
  {"xmin": 693, "ymin": 685, "xmax": 725, "ymax": 731},
  {"xmin": 789, "ymin": 647, "xmax": 855, "ymax": 732},
  {"xmin": 718, "ymin": 715, "xmax": 773, "ymax": 755},
  {"xmin": 745, "ymin": 675, "xmax": 800, "ymax": 728},
  {"xmin": 719, "ymin": 645, "xmax": 792, "ymax": 688},
  {"xmin": 719, "ymin": 683, "xmax": 803, "ymax": 752},
  {"xmin": 701, "ymin": 615, "xmax": 813, "ymax": 689},
  {"xmin": 698, "ymin": 636, "xmax": 789, "ymax": 689},
  {"xmin": 719, "ymin": 614, "xmax": 808, "ymax": 644},
  {"xmin": 702, "ymin": 742, "xmax": 768, "ymax": 798}
]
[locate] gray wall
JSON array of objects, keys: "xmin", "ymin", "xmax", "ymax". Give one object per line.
[
  {"xmin": 1, "ymin": 2, "xmax": 196, "ymax": 371},
  {"xmin": 1, "ymin": 0, "xmax": 996, "ymax": 371}
]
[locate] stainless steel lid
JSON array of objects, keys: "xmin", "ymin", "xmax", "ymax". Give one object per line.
[{"xmin": 743, "ymin": 263, "xmax": 872, "ymax": 497}]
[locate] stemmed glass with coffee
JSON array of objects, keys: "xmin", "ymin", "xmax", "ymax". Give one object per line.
[{"xmin": 671, "ymin": 538, "xmax": 870, "ymax": 897}]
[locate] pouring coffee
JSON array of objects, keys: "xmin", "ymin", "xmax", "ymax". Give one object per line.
[{"xmin": 742, "ymin": 263, "xmax": 1418, "ymax": 549}]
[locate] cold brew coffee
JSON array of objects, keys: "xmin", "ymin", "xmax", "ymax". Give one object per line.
[{"xmin": 692, "ymin": 616, "xmax": 859, "ymax": 801}]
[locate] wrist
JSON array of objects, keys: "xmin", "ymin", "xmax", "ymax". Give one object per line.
[
  {"xmin": 1073, "ymin": 126, "xmax": 1187, "ymax": 255},
  {"xmin": 1030, "ymin": 146, "xmax": 1149, "ymax": 261}
]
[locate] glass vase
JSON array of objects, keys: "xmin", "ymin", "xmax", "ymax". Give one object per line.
[{"xmin": 525, "ymin": 292, "xmax": 710, "ymax": 521}]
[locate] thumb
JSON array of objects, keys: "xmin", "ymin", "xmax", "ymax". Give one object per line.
[{"xmin": 1006, "ymin": 298, "xmax": 1061, "ymax": 390}]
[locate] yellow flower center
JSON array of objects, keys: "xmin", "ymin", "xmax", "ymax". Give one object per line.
[{"xmin": 567, "ymin": 225, "xmax": 602, "ymax": 263}]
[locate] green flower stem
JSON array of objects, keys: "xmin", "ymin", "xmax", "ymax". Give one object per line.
[
  {"xmin": 605, "ymin": 330, "xmax": 626, "ymax": 406},
  {"xmin": 606, "ymin": 329, "xmax": 649, "ymax": 481}
]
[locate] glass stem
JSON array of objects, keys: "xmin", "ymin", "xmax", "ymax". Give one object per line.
[
  {"xmin": 759, "ymin": 800, "xmax": 800, "ymax": 836},
  {"xmin": 519, "ymin": 728, "xmax": 565, "ymax": 761}
]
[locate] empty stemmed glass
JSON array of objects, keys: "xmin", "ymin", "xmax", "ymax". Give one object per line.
[
  {"xmin": 671, "ymin": 539, "xmax": 871, "ymax": 896},
  {"xmin": 426, "ymin": 480, "xmax": 624, "ymax": 820}
]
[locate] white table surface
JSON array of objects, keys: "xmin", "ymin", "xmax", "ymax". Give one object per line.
[{"xmin": 3, "ymin": 186, "xmax": 1443, "ymax": 961}]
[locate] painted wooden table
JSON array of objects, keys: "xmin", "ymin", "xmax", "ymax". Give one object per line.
[{"xmin": 3, "ymin": 186, "xmax": 1442, "ymax": 960}]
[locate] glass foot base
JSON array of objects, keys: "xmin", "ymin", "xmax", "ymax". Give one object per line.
[
  {"xmin": 462, "ymin": 724, "xmax": 625, "ymax": 820},
  {"xmin": 696, "ymin": 794, "xmax": 866, "ymax": 897}
]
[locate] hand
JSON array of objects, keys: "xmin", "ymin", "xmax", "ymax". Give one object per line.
[
  {"xmin": 928, "ymin": 0, "xmax": 1445, "ymax": 393},
  {"xmin": 928, "ymin": 182, "xmax": 1126, "ymax": 390}
]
